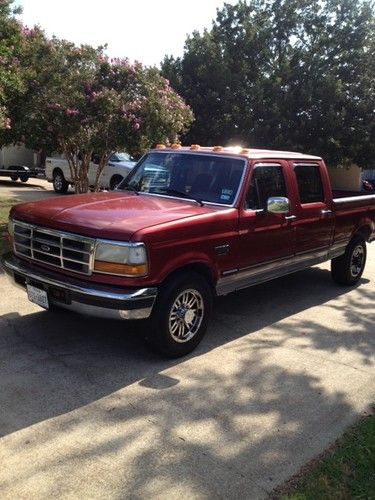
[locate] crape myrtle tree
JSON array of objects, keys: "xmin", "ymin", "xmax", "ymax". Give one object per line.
[
  {"xmin": 0, "ymin": 0, "xmax": 23, "ymax": 135},
  {"xmin": 162, "ymin": 0, "xmax": 375, "ymax": 168},
  {"xmin": 7, "ymin": 34, "xmax": 193, "ymax": 193}
]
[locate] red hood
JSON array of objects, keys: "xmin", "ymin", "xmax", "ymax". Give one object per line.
[{"xmin": 11, "ymin": 192, "xmax": 214, "ymax": 240}]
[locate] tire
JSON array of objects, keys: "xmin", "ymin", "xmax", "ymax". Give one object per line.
[
  {"xmin": 110, "ymin": 175, "xmax": 123, "ymax": 190},
  {"xmin": 20, "ymin": 173, "xmax": 29, "ymax": 183},
  {"xmin": 10, "ymin": 174, "xmax": 19, "ymax": 181},
  {"xmin": 149, "ymin": 271, "xmax": 213, "ymax": 358},
  {"xmin": 53, "ymin": 170, "xmax": 69, "ymax": 194},
  {"xmin": 331, "ymin": 235, "xmax": 367, "ymax": 286}
]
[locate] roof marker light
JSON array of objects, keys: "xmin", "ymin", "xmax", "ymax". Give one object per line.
[
  {"xmin": 171, "ymin": 143, "xmax": 181, "ymax": 149},
  {"xmin": 190, "ymin": 144, "xmax": 200, "ymax": 150},
  {"xmin": 155, "ymin": 144, "xmax": 166, "ymax": 149},
  {"xmin": 240, "ymin": 148, "xmax": 251, "ymax": 155},
  {"xmin": 212, "ymin": 146, "xmax": 224, "ymax": 152}
]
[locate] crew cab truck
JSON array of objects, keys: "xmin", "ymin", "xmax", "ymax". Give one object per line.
[
  {"xmin": 45, "ymin": 152, "xmax": 136, "ymax": 193},
  {"xmin": 2, "ymin": 146, "xmax": 375, "ymax": 357}
]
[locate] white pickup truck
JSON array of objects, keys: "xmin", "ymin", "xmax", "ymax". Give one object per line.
[{"xmin": 45, "ymin": 152, "xmax": 136, "ymax": 193}]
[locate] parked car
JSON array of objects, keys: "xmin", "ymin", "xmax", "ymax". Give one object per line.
[
  {"xmin": 45, "ymin": 151, "xmax": 136, "ymax": 193},
  {"xmin": 3, "ymin": 145, "xmax": 375, "ymax": 357},
  {"xmin": 362, "ymin": 179, "xmax": 375, "ymax": 191}
]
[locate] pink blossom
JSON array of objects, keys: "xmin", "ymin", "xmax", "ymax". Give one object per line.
[
  {"xmin": 47, "ymin": 102, "xmax": 61, "ymax": 110},
  {"xmin": 4, "ymin": 117, "xmax": 11, "ymax": 130},
  {"xmin": 0, "ymin": 56, "xmax": 6, "ymax": 65},
  {"xmin": 21, "ymin": 26, "xmax": 34, "ymax": 37},
  {"xmin": 65, "ymin": 108, "xmax": 80, "ymax": 116},
  {"xmin": 133, "ymin": 122, "xmax": 140, "ymax": 130}
]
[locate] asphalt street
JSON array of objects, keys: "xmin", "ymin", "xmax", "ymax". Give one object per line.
[{"xmin": 0, "ymin": 180, "xmax": 374, "ymax": 499}]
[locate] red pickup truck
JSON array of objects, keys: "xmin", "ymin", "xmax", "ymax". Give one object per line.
[{"xmin": 2, "ymin": 146, "xmax": 375, "ymax": 357}]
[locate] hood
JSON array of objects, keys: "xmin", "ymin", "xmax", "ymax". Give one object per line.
[{"xmin": 11, "ymin": 192, "xmax": 214, "ymax": 240}]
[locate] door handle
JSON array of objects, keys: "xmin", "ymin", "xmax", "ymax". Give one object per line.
[
  {"xmin": 284, "ymin": 215, "xmax": 297, "ymax": 221},
  {"xmin": 321, "ymin": 209, "xmax": 333, "ymax": 216}
]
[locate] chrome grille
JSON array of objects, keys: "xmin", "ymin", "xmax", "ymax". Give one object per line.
[{"xmin": 13, "ymin": 221, "xmax": 95, "ymax": 275}]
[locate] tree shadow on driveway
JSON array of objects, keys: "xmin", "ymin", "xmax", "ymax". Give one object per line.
[
  {"xmin": 0, "ymin": 265, "xmax": 374, "ymax": 497},
  {"xmin": 0, "ymin": 266, "xmax": 373, "ymax": 439}
]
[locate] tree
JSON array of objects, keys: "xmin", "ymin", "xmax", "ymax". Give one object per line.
[
  {"xmin": 162, "ymin": 0, "xmax": 375, "ymax": 168},
  {"xmin": 0, "ymin": 0, "xmax": 23, "ymax": 135},
  {"xmin": 2, "ymin": 5, "xmax": 193, "ymax": 192}
]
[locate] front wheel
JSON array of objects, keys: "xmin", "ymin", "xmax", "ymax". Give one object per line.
[
  {"xmin": 149, "ymin": 272, "xmax": 213, "ymax": 357},
  {"xmin": 331, "ymin": 236, "xmax": 367, "ymax": 286}
]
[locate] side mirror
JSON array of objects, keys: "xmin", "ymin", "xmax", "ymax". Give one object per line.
[{"xmin": 267, "ymin": 196, "xmax": 290, "ymax": 214}]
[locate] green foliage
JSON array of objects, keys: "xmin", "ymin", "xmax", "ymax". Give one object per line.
[
  {"xmin": 161, "ymin": 0, "xmax": 375, "ymax": 168},
  {"xmin": 0, "ymin": 0, "xmax": 24, "ymax": 133}
]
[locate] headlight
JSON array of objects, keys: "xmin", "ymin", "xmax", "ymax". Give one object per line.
[
  {"xmin": 8, "ymin": 218, "xmax": 14, "ymax": 237},
  {"xmin": 94, "ymin": 241, "xmax": 148, "ymax": 276}
]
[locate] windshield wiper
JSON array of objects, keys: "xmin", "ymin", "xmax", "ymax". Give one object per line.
[{"xmin": 157, "ymin": 188, "xmax": 204, "ymax": 206}]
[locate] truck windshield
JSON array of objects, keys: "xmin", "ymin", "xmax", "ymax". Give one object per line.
[{"xmin": 118, "ymin": 152, "xmax": 246, "ymax": 205}]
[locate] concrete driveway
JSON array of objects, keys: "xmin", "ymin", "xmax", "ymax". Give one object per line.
[
  {"xmin": 0, "ymin": 177, "xmax": 59, "ymax": 202},
  {"xmin": 0, "ymin": 239, "xmax": 374, "ymax": 498}
]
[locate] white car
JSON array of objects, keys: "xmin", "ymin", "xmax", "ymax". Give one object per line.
[{"xmin": 45, "ymin": 152, "xmax": 136, "ymax": 193}]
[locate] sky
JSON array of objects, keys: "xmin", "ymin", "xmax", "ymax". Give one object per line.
[{"xmin": 15, "ymin": 0, "xmax": 238, "ymax": 67}]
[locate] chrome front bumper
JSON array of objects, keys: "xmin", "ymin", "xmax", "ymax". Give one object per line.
[{"xmin": 1, "ymin": 252, "xmax": 158, "ymax": 320}]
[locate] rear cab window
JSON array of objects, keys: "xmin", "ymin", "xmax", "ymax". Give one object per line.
[{"xmin": 293, "ymin": 164, "xmax": 325, "ymax": 204}]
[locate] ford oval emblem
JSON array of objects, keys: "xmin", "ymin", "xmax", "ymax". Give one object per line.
[{"xmin": 41, "ymin": 244, "xmax": 51, "ymax": 252}]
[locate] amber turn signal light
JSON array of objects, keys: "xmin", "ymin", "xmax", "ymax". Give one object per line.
[{"xmin": 94, "ymin": 261, "xmax": 147, "ymax": 276}]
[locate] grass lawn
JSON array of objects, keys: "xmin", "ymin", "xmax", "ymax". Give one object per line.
[
  {"xmin": 0, "ymin": 197, "xmax": 18, "ymax": 255},
  {"xmin": 274, "ymin": 410, "xmax": 375, "ymax": 499}
]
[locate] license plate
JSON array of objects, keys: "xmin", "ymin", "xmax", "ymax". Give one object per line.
[{"xmin": 26, "ymin": 284, "xmax": 49, "ymax": 309}]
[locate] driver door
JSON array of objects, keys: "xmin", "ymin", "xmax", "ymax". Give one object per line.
[{"xmin": 238, "ymin": 161, "xmax": 296, "ymax": 271}]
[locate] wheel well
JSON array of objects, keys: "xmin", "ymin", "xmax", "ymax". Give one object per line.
[
  {"xmin": 356, "ymin": 225, "xmax": 372, "ymax": 242},
  {"xmin": 163, "ymin": 263, "xmax": 216, "ymax": 291},
  {"xmin": 53, "ymin": 167, "xmax": 64, "ymax": 177}
]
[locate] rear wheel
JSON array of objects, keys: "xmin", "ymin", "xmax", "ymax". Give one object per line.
[
  {"xmin": 53, "ymin": 170, "xmax": 69, "ymax": 194},
  {"xmin": 149, "ymin": 271, "xmax": 213, "ymax": 358},
  {"xmin": 331, "ymin": 235, "xmax": 367, "ymax": 285},
  {"xmin": 10, "ymin": 174, "xmax": 19, "ymax": 181}
]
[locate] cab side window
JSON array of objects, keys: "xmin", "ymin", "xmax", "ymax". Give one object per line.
[
  {"xmin": 294, "ymin": 165, "xmax": 324, "ymax": 203},
  {"xmin": 246, "ymin": 165, "xmax": 287, "ymax": 210}
]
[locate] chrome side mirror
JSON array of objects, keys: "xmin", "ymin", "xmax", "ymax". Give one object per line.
[{"xmin": 267, "ymin": 196, "xmax": 290, "ymax": 214}]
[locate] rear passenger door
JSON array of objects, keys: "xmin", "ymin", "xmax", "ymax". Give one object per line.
[{"xmin": 292, "ymin": 162, "xmax": 334, "ymax": 257}]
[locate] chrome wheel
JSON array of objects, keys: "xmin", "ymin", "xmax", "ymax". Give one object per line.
[
  {"xmin": 168, "ymin": 289, "xmax": 204, "ymax": 343},
  {"xmin": 350, "ymin": 245, "xmax": 364, "ymax": 278}
]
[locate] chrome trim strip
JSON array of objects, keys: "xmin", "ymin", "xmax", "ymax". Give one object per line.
[
  {"xmin": 328, "ymin": 241, "xmax": 348, "ymax": 259},
  {"xmin": 333, "ymin": 194, "xmax": 375, "ymax": 204},
  {"xmin": 217, "ymin": 249, "xmax": 328, "ymax": 295}
]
